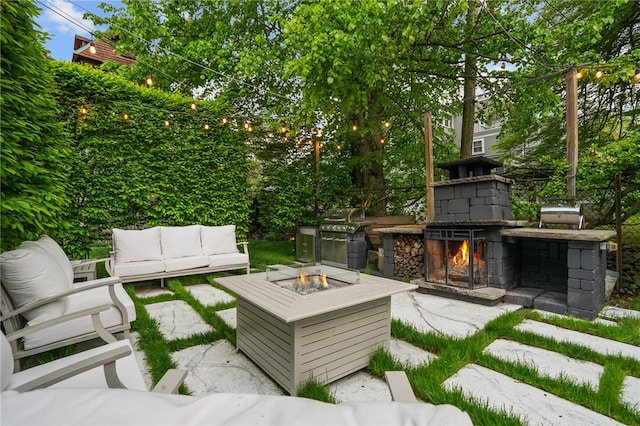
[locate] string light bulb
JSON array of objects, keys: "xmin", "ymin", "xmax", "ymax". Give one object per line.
[
  {"xmin": 89, "ymin": 42, "xmax": 96, "ymax": 54},
  {"xmin": 576, "ymin": 69, "xmax": 583, "ymax": 79},
  {"xmin": 190, "ymin": 101, "xmax": 197, "ymax": 110},
  {"xmin": 634, "ymin": 68, "xmax": 640, "ymax": 82},
  {"xmin": 164, "ymin": 118, "xmax": 170, "ymax": 127},
  {"xmin": 595, "ymin": 69, "xmax": 604, "ymax": 79},
  {"xmin": 203, "ymin": 123, "xmax": 210, "ymax": 130},
  {"xmin": 267, "ymin": 132, "xmax": 274, "ymax": 138},
  {"xmin": 80, "ymin": 106, "xmax": 88, "ymax": 115},
  {"xmin": 351, "ymin": 124, "xmax": 358, "ymax": 131},
  {"xmin": 280, "ymin": 125, "xmax": 287, "ymax": 133},
  {"xmin": 221, "ymin": 116, "xmax": 229, "ymax": 125},
  {"xmin": 123, "ymin": 112, "xmax": 129, "ymax": 120},
  {"xmin": 380, "ymin": 137, "xmax": 385, "ymax": 144},
  {"xmin": 383, "ymin": 120, "xmax": 391, "ymax": 129},
  {"xmin": 145, "ymin": 75, "xmax": 154, "ymax": 87},
  {"xmin": 337, "ymin": 144, "xmax": 342, "ymax": 150}
]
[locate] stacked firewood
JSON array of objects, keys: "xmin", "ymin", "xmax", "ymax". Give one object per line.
[{"xmin": 393, "ymin": 235, "xmax": 425, "ymax": 279}]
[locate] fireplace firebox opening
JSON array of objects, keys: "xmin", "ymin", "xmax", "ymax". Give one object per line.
[{"xmin": 425, "ymin": 229, "xmax": 488, "ymax": 289}]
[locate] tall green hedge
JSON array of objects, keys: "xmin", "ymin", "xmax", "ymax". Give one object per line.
[
  {"xmin": 50, "ymin": 62, "xmax": 250, "ymax": 256},
  {"xmin": 1, "ymin": 1, "xmax": 71, "ymax": 251}
]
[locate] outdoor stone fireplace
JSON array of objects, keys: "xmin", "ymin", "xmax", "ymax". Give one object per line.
[{"xmin": 379, "ymin": 156, "xmax": 615, "ymax": 320}]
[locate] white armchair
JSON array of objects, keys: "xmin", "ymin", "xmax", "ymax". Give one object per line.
[{"xmin": 0, "ymin": 236, "xmax": 136, "ymax": 367}]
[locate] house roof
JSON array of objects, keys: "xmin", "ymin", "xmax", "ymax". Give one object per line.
[{"xmin": 72, "ymin": 35, "xmax": 135, "ymax": 66}]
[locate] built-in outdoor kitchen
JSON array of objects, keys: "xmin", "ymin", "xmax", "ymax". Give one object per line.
[{"xmin": 303, "ymin": 156, "xmax": 616, "ymax": 320}]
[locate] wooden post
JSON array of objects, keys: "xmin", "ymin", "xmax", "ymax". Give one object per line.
[
  {"xmin": 615, "ymin": 174, "xmax": 622, "ymax": 292},
  {"xmin": 314, "ymin": 139, "xmax": 320, "ymax": 215},
  {"xmin": 566, "ymin": 67, "xmax": 578, "ymax": 200},
  {"xmin": 424, "ymin": 110, "xmax": 434, "ymax": 222}
]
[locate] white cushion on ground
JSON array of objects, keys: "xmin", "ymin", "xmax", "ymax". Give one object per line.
[
  {"xmin": 23, "ymin": 282, "xmax": 136, "ymax": 350},
  {"xmin": 0, "ymin": 248, "xmax": 68, "ymax": 324},
  {"xmin": 113, "ymin": 227, "xmax": 162, "ymax": 263},
  {"xmin": 160, "ymin": 225, "xmax": 203, "ymax": 259},
  {"xmin": 201, "ymin": 225, "xmax": 239, "ymax": 255},
  {"xmin": 19, "ymin": 236, "xmax": 73, "ymax": 284},
  {"xmin": 6, "ymin": 339, "xmax": 146, "ymax": 391},
  {"xmin": 164, "ymin": 256, "xmax": 210, "ymax": 273},
  {"xmin": 1, "ymin": 388, "xmax": 473, "ymax": 426},
  {"xmin": 114, "ymin": 260, "xmax": 165, "ymax": 277},
  {"xmin": 208, "ymin": 252, "xmax": 248, "ymax": 269}
]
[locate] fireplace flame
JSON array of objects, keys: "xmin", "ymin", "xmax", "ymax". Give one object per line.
[{"xmin": 451, "ymin": 240, "xmax": 469, "ymax": 266}]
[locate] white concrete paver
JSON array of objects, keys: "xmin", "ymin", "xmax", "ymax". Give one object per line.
[
  {"xmin": 172, "ymin": 340, "xmax": 283, "ymax": 396},
  {"xmin": 391, "ymin": 291, "xmax": 521, "ymax": 338},
  {"xmin": 134, "ymin": 283, "xmax": 173, "ymax": 298},
  {"xmin": 516, "ymin": 319, "xmax": 640, "ymax": 361},
  {"xmin": 146, "ymin": 300, "xmax": 213, "ymax": 340},
  {"xmin": 621, "ymin": 376, "xmax": 640, "ymax": 413},
  {"xmin": 600, "ymin": 306, "xmax": 640, "ymax": 320},
  {"xmin": 484, "ymin": 339, "xmax": 603, "ymax": 389},
  {"xmin": 390, "ymin": 338, "xmax": 437, "ymax": 367},
  {"xmin": 186, "ymin": 284, "xmax": 235, "ymax": 306},
  {"xmin": 443, "ymin": 364, "xmax": 624, "ymax": 426},
  {"xmin": 216, "ymin": 307, "xmax": 237, "ymax": 329},
  {"xmin": 329, "ymin": 371, "xmax": 392, "ymax": 403}
]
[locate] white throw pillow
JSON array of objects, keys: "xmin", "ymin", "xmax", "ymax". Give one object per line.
[
  {"xmin": 160, "ymin": 226, "xmax": 203, "ymax": 258},
  {"xmin": 0, "ymin": 248, "xmax": 68, "ymax": 324},
  {"xmin": 19, "ymin": 236, "xmax": 73, "ymax": 284},
  {"xmin": 113, "ymin": 228, "xmax": 163, "ymax": 263},
  {"xmin": 201, "ymin": 225, "xmax": 239, "ymax": 255}
]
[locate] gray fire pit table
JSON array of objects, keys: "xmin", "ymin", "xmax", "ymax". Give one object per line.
[{"xmin": 216, "ymin": 265, "xmax": 417, "ymax": 395}]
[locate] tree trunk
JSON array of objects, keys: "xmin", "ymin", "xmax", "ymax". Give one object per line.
[{"xmin": 460, "ymin": 4, "xmax": 478, "ymax": 160}]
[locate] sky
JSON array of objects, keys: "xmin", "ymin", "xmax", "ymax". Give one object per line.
[{"xmin": 35, "ymin": 0, "xmax": 122, "ymax": 61}]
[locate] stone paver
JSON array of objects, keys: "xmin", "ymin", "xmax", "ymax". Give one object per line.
[
  {"xmin": 216, "ymin": 307, "xmax": 237, "ymax": 329},
  {"xmin": 186, "ymin": 284, "xmax": 235, "ymax": 306},
  {"xmin": 329, "ymin": 371, "xmax": 392, "ymax": 403},
  {"xmin": 134, "ymin": 283, "xmax": 173, "ymax": 298},
  {"xmin": 391, "ymin": 291, "xmax": 521, "ymax": 338},
  {"xmin": 443, "ymin": 364, "xmax": 624, "ymax": 426},
  {"xmin": 390, "ymin": 338, "xmax": 437, "ymax": 367},
  {"xmin": 600, "ymin": 306, "xmax": 640, "ymax": 320},
  {"xmin": 516, "ymin": 319, "xmax": 640, "ymax": 361},
  {"xmin": 146, "ymin": 300, "xmax": 213, "ymax": 340},
  {"xmin": 484, "ymin": 339, "xmax": 603, "ymax": 389},
  {"xmin": 621, "ymin": 376, "xmax": 640, "ymax": 412},
  {"xmin": 171, "ymin": 340, "xmax": 283, "ymax": 396}
]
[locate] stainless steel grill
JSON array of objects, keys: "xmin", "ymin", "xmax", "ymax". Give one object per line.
[{"xmin": 319, "ymin": 208, "xmax": 369, "ymax": 268}]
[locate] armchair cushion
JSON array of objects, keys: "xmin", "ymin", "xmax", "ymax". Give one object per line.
[
  {"xmin": 0, "ymin": 248, "xmax": 68, "ymax": 324},
  {"xmin": 160, "ymin": 226, "xmax": 203, "ymax": 258},
  {"xmin": 22, "ymin": 282, "xmax": 136, "ymax": 350},
  {"xmin": 201, "ymin": 225, "xmax": 239, "ymax": 255},
  {"xmin": 19, "ymin": 236, "xmax": 73, "ymax": 284},
  {"xmin": 113, "ymin": 227, "xmax": 162, "ymax": 263}
]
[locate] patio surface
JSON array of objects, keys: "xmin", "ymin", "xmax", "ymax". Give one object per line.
[{"xmin": 130, "ymin": 281, "xmax": 640, "ymax": 424}]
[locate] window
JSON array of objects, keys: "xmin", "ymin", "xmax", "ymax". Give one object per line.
[
  {"xmin": 442, "ymin": 114, "xmax": 454, "ymax": 129},
  {"xmin": 473, "ymin": 138, "xmax": 485, "ymax": 155}
]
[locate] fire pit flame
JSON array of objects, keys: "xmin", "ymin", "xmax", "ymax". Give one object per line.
[
  {"xmin": 298, "ymin": 267, "xmax": 329, "ymax": 289},
  {"xmin": 451, "ymin": 240, "xmax": 469, "ymax": 265}
]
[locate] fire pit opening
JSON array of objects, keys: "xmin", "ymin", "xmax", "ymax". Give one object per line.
[
  {"xmin": 266, "ymin": 263, "xmax": 360, "ymax": 295},
  {"xmin": 425, "ymin": 229, "xmax": 487, "ymax": 289}
]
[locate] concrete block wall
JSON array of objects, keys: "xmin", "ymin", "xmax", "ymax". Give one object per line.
[
  {"xmin": 434, "ymin": 179, "xmax": 512, "ymax": 222},
  {"xmin": 567, "ymin": 241, "xmax": 606, "ymax": 320},
  {"xmin": 519, "ymin": 240, "xmax": 568, "ymax": 291},
  {"xmin": 486, "ymin": 230, "xmax": 518, "ymax": 289}
]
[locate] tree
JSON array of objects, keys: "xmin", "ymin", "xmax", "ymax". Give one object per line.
[{"xmin": 0, "ymin": 0, "xmax": 70, "ymax": 250}]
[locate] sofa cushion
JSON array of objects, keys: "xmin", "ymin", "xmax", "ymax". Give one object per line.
[
  {"xmin": 160, "ymin": 226, "xmax": 203, "ymax": 259},
  {"xmin": 113, "ymin": 228, "xmax": 163, "ymax": 263},
  {"xmin": 114, "ymin": 260, "xmax": 165, "ymax": 278},
  {"xmin": 208, "ymin": 252, "xmax": 249, "ymax": 269},
  {"xmin": 0, "ymin": 248, "xmax": 68, "ymax": 324},
  {"xmin": 201, "ymin": 225, "xmax": 239, "ymax": 255},
  {"xmin": 23, "ymin": 282, "xmax": 136, "ymax": 350},
  {"xmin": 164, "ymin": 256, "xmax": 210, "ymax": 273},
  {"xmin": 19, "ymin": 236, "xmax": 73, "ymax": 285}
]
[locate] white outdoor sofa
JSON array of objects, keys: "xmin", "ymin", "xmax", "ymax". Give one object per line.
[{"xmin": 105, "ymin": 225, "xmax": 250, "ymax": 286}]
